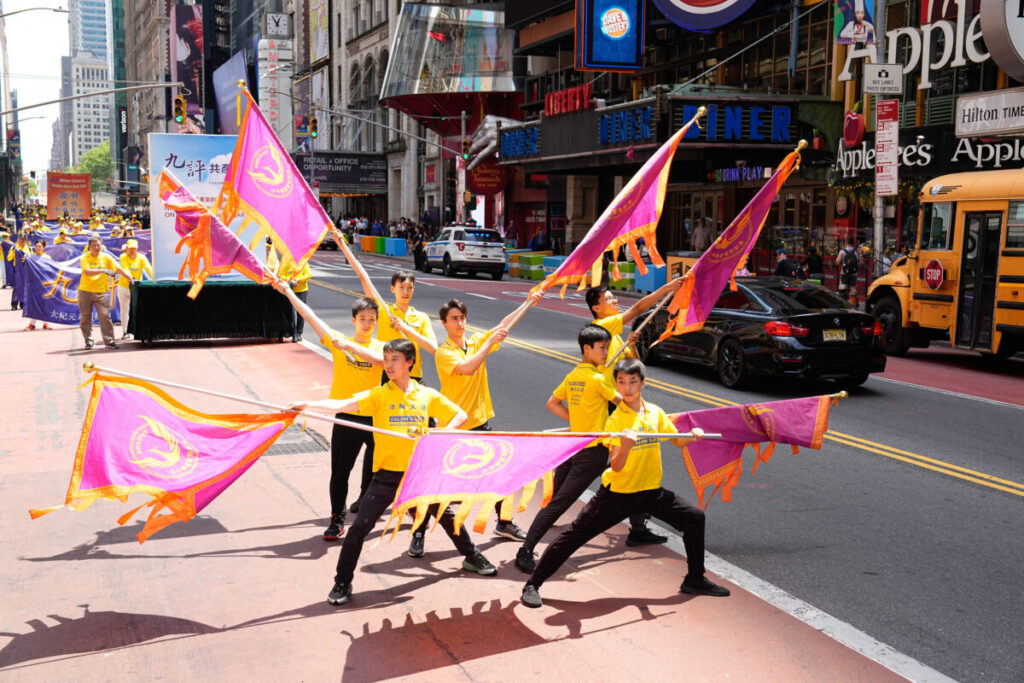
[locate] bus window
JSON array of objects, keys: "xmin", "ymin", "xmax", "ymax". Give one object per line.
[
  {"xmin": 920, "ymin": 202, "xmax": 954, "ymax": 250},
  {"xmin": 1007, "ymin": 201, "xmax": 1024, "ymax": 249}
]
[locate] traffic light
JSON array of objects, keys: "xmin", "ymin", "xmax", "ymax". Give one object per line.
[
  {"xmin": 461, "ymin": 138, "xmax": 471, "ymax": 160},
  {"xmin": 309, "ymin": 115, "xmax": 319, "ymax": 138},
  {"xmin": 173, "ymin": 95, "xmax": 186, "ymax": 124},
  {"xmin": 463, "ymin": 190, "xmax": 473, "ymax": 204}
]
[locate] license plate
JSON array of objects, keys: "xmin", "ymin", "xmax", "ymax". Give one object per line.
[{"xmin": 823, "ymin": 329, "xmax": 846, "ymax": 342}]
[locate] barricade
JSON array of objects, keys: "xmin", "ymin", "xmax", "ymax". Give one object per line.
[
  {"xmin": 543, "ymin": 255, "xmax": 568, "ymax": 277},
  {"xmin": 609, "ymin": 261, "xmax": 635, "ymax": 291},
  {"xmin": 374, "ymin": 237, "xmax": 386, "ymax": 254},
  {"xmin": 518, "ymin": 253, "xmax": 546, "ymax": 280},
  {"xmin": 385, "ymin": 238, "xmax": 407, "ymax": 257},
  {"xmin": 506, "ymin": 248, "xmax": 531, "ymax": 273},
  {"xmin": 634, "ymin": 264, "xmax": 666, "ymax": 293},
  {"xmin": 360, "ymin": 236, "xmax": 375, "ymax": 252}
]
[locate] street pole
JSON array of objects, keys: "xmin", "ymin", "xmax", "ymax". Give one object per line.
[
  {"xmin": 0, "ymin": 83, "xmax": 186, "ymax": 117},
  {"xmin": 872, "ymin": 1, "xmax": 887, "ymax": 279},
  {"xmin": 457, "ymin": 110, "xmax": 467, "ymax": 223}
]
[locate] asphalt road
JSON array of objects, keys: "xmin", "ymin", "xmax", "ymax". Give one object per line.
[{"xmin": 303, "ymin": 252, "xmax": 1024, "ymax": 683}]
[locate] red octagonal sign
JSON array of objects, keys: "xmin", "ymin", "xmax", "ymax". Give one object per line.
[{"xmin": 923, "ymin": 258, "xmax": 944, "ymax": 289}]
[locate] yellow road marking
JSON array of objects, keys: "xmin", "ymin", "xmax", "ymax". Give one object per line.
[{"xmin": 311, "ymin": 278, "xmax": 1024, "ymax": 498}]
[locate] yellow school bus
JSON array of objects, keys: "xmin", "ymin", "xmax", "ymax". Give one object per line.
[{"xmin": 866, "ymin": 169, "xmax": 1024, "ymax": 358}]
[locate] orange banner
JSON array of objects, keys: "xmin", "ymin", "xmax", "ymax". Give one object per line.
[{"xmin": 46, "ymin": 172, "xmax": 91, "ymax": 220}]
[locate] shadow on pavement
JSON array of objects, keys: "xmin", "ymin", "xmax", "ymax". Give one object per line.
[{"xmin": 0, "ymin": 605, "xmax": 221, "ymax": 670}]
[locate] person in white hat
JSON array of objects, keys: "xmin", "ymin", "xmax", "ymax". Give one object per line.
[
  {"xmin": 839, "ymin": 0, "xmax": 874, "ymax": 44},
  {"xmin": 116, "ymin": 239, "xmax": 152, "ymax": 339}
]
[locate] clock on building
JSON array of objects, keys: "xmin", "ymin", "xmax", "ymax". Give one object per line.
[{"xmin": 266, "ymin": 13, "xmax": 291, "ymax": 38}]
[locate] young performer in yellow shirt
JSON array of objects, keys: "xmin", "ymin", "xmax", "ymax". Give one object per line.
[
  {"xmin": 273, "ymin": 279, "xmax": 386, "ymax": 541},
  {"xmin": 521, "ymin": 358, "xmax": 729, "ymax": 608},
  {"xmin": 288, "ymin": 339, "xmax": 498, "ymax": 607},
  {"xmin": 515, "ymin": 325, "xmax": 663, "ymax": 573}
]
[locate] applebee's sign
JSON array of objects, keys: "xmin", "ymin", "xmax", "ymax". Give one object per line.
[
  {"xmin": 836, "ymin": 132, "xmax": 1024, "ymax": 178},
  {"xmin": 839, "ymin": 0, "xmax": 988, "ymax": 90}
]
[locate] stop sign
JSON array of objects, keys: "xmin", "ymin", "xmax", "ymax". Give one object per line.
[{"xmin": 923, "ymin": 258, "xmax": 944, "ymax": 289}]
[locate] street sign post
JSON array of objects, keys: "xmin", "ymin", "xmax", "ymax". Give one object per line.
[{"xmin": 875, "ymin": 99, "xmax": 900, "ymax": 197}]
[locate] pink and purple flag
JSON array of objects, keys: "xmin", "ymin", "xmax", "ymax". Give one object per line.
[
  {"xmin": 215, "ymin": 90, "xmax": 330, "ymax": 274},
  {"xmin": 673, "ymin": 395, "xmax": 833, "ymax": 507},
  {"xmin": 386, "ymin": 433, "xmax": 596, "ymax": 536},
  {"xmin": 30, "ymin": 374, "xmax": 296, "ymax": 542},
  {"xmin": 531, "ymin": 108, "xmax": 707, "ymax": 296},
  {"xmin": 657, "ymin": 148, "xmax": 802, "ymax": 343},
  {"xmin": 157, "ymin": 171, "xmax": 270, "ymax": 298}
]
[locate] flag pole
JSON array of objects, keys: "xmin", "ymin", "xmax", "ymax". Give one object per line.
[
  {"xmin": 418, "ymin": 427, "xmax": 721, "ymax": 440},
  {"xmin": 331, "ymin": 228, "xmax": 389, "ymax": 310},
  {"xmin": 81, "ymin": 363, "xmax": 414, "ymax": 440},
  {"xmin": 604, "ymin": 291, "xmax": 673, "ymax": 368}
]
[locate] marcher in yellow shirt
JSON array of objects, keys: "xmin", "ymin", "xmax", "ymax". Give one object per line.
[
  {"xmin": 413, "ymin": 294, "xmax": 541, "ymax": 554},
  {"xmin": 79, "ymin": 236, "xmax": 134, "ymax": 349},
  {"xmin": 273, "ymin": 278, "xmax": 385, "ymax": 541},
  {"xmin": 514, "ymin": 324, "xmax": 661, "ymax": 574},
  {"xmin": 287, "ymin": 338, "xmax": 498, "ymax": 607},
  {"xmin": 520, "ymin": 358, "xmax": 727, "ymax": 608},
  {"xmin": 585, "ymin": 277, "xmax": 684, "ymax": 386},
  {"xmin": 117, "ymin": 239, "xmax": 153, "ymax": 340},
  {"xmin": 25, "ymin": 240, "xmax": 52, "ymax": 330},
  {"xmin": 278, "ymin": 258, "xmax": 312, "ymax": 342},
  {"xmin": 54, "ymin": 228, "xmax": 70, "ymax": 244}
]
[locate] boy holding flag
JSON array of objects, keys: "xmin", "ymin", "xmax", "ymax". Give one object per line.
[{"xmin": 521, "ymin": 358, "xmax": 729, "ymax": 608}]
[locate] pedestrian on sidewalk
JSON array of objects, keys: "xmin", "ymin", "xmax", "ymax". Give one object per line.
[
  {"xmin": 521, "ymin": 358, "xmax": 729, "ymax": 608},
  {"xmin": 287, "ymin": 338, "xmax": 498, "ymax": 607},
  {"xmin": 836, "ymin": 235, "xmax": 860, "ymax": 308},
  {"xmin": 79, "ymin": 236, "xmax": 134, "ymax": 350},
  {"xmin": 273, "ymin": 279, "xmax": 384, "ymax": 541},
  {"xmin": 278, "ymin": 258, "xmax": 312, "ymax": 342},
  {"xmin": 514, "ymin": 325, "xmax": 664, "ymax": 574}
]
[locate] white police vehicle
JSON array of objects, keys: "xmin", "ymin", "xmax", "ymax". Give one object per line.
[{"xmin": 423, "ymin": 225, "xmax": 506, "ymax": 280}]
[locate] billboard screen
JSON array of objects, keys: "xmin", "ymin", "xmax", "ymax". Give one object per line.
[
  {"xmin": 213, "ymin": 50, "xmax": 249, "ymax": 135},
  {"xmin": 170, "ymin": 3, "xmax": 205, "ymax": 129}
]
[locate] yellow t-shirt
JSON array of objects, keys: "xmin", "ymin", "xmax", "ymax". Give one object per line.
[
  {"xmin": 118, "ymin": 253, "xmax": 152, "ymax": 288},
  {"xmin": 552, "ymin": 362, "xmax": 618, "ymax": 434},
  {"xmin": 279, "ymin": 260, "xmax": 311, "ymax": 293},
  {"xmin": 79, "ymin": 252, "xmax": 118, "ymax": 293},
  {"xmin": 602, "ymin": 400, "xmax": 676, "ymax": 493},
  {"xmin": 322, "ymin": 330, "xmax": 385, "ymax": 401},
  {"xmin": 595, "ymin": 313, "xmax": 632, "ymax": 385},
  {"xmin": 6, "ymin": 244, "xmax": 28, "ymax": 262},
  {"xmin": 354, "ymin": 380, "xmax": 461, "ymax": 472},
  {"xmin": 435, "ymin": 332, "xmax": 499, "ymax": 430},
  {"xmin": 376, "ymin": 303, "xmax": 436, "ymax": 378}
]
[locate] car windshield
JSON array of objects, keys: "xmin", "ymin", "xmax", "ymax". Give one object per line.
[
  {"xmin": 750, "ymin": 284, "xmax": 850, "ymax": 313},
  {"xmin": 464, "ymin": 230, "xmax": 502, "ymax": 243}
]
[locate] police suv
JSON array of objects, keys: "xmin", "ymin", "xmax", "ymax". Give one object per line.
[{"xmin": 423, "ymin": 225, "xmax": 507, "ymax": 280}]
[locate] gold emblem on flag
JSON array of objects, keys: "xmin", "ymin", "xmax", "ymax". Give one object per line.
[
  {"xmin": 442, "ymin": 438, "xmax": 514, "ymax": 479},
  {"xmin": 248, "ymin": 144, "xmax": 293, "ymax": 198},
  {"xmin": 705, "ymin": 214, "xmax": 751, "ymax": 264},
  {"xmin": 129, "ymin": 416, "xmax": 199, "ymax": 479},
  {"xmin": 743, "ymin": 405, "xmax": 776, "ymax": 441}
]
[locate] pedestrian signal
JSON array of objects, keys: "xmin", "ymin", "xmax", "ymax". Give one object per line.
[
  {"xmin": 173, "ymin": 96, "xmax": 186, "ymax": 124},
  {"xmin": 310, "ymin": 116, "xmax": 319, "ymax": 138}
]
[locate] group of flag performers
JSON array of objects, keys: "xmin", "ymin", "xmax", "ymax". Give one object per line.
[{"xmin": 33, "ymin": 92, "xmax": 840, "ymax": 612}]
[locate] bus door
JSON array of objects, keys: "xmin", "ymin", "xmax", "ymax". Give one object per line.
[{"xmin": 956, "ymin": 212, "xmax": 1003, "ymax": 350}]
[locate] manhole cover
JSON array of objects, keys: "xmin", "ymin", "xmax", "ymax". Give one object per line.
[{"xmin": 264, "ymin": 424, "xmax": 330, "ymax": 456}]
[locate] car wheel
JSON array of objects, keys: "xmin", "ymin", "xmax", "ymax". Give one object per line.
[
  {"xmin": 873, "ymin": 295, "xmax": 908, "ymax": 356},
  {"xmin": 836, "ymin": 372, "xmax": 870, "ymax": 389},
  {"xmin": 443, "ymin": 256, "xmax": 455, "ymax": 277},
  {"xmin": 422, "ymin": 260, "xmax": 432, "ymax": 274},
  {"xmin": 716, "ymin": 337, "xmax": 746, "ymax": 388},
  {"xmin": 634, "ymin": 320, "xmax": 660, "ymax": 366},
  {"xmin": 491, "ymin": 269, "xmax": 504, "ymax": 281}
]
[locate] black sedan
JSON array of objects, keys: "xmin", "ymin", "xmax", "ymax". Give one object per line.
[{"xmin": 634, "ymin": 277, "xmax": 886, "ymax": 389}]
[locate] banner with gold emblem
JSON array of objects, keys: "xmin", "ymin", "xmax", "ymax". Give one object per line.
[
  {"xmin": 30, "ymin": 374, "xmax": 295, "ymax": 542},
  {"xmin": 385, "ymin": 433, "xmax": 596, "ymax": 538}
]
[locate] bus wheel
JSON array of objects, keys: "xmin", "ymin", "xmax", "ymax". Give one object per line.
[{"xmin": 874, "ymin": 296, "xmax": 908, "ymax": 356}]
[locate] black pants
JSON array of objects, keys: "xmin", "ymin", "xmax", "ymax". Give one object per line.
[
  {"xmin": 522, "ymin": 444, "xmax": 646, "ymax": 551},
  {"xmin": 293, "ymin": 289, "xmax": 308, "ymax": 336},
  {"xmin": 335, "ymin": 469, "xmax": 479, "ymax": 584},
  {"xmin": 529, "ymin": 485, "xmax": 706, "ymax": 588},
  {"xmin": 330, "ymin": 413, "xmax": 374, "ymax": 513}
]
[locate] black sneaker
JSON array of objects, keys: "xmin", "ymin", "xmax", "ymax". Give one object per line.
[
  {"xmin": 327, "ymin": 581, "xmax": 352, "ymax": 605},
  {"xmin": 462, "ymin": 551, "xmax": 497, "ymax": 576},
  {"xmin": 106, "ymin": 342, "xmax": 119, "ymax": 349},
  {"xmin": 514, "ymin": 545, "xmax": 536, "ymax": 574},
  {"xmin": 408, "ymin": 531, "xmax": 425, "ymax": 557},
  {"xmin": 521, "ymin": 584, "xmax": 543, "ymax": 608},
  {"xmin": 349, "ymin": 498, "xmax": 361, "ymax": 514},
  {"xmin": 626, "ymin": 525, "xmax": 668, "ymax": 546},
  {"xmin": 84, "ymin": 340, "xmax": 94, "ymax": 349},
  {"xmin": 323, "ymin": 513, "xmax": 343, "ymax": 541},
  {"xmin": 680, "ymin": 576, "xmax": 731, "ymax": 597},
  {"xmin": 494, "ymin": 519, "xmax": 527, "ymax": 541}
]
